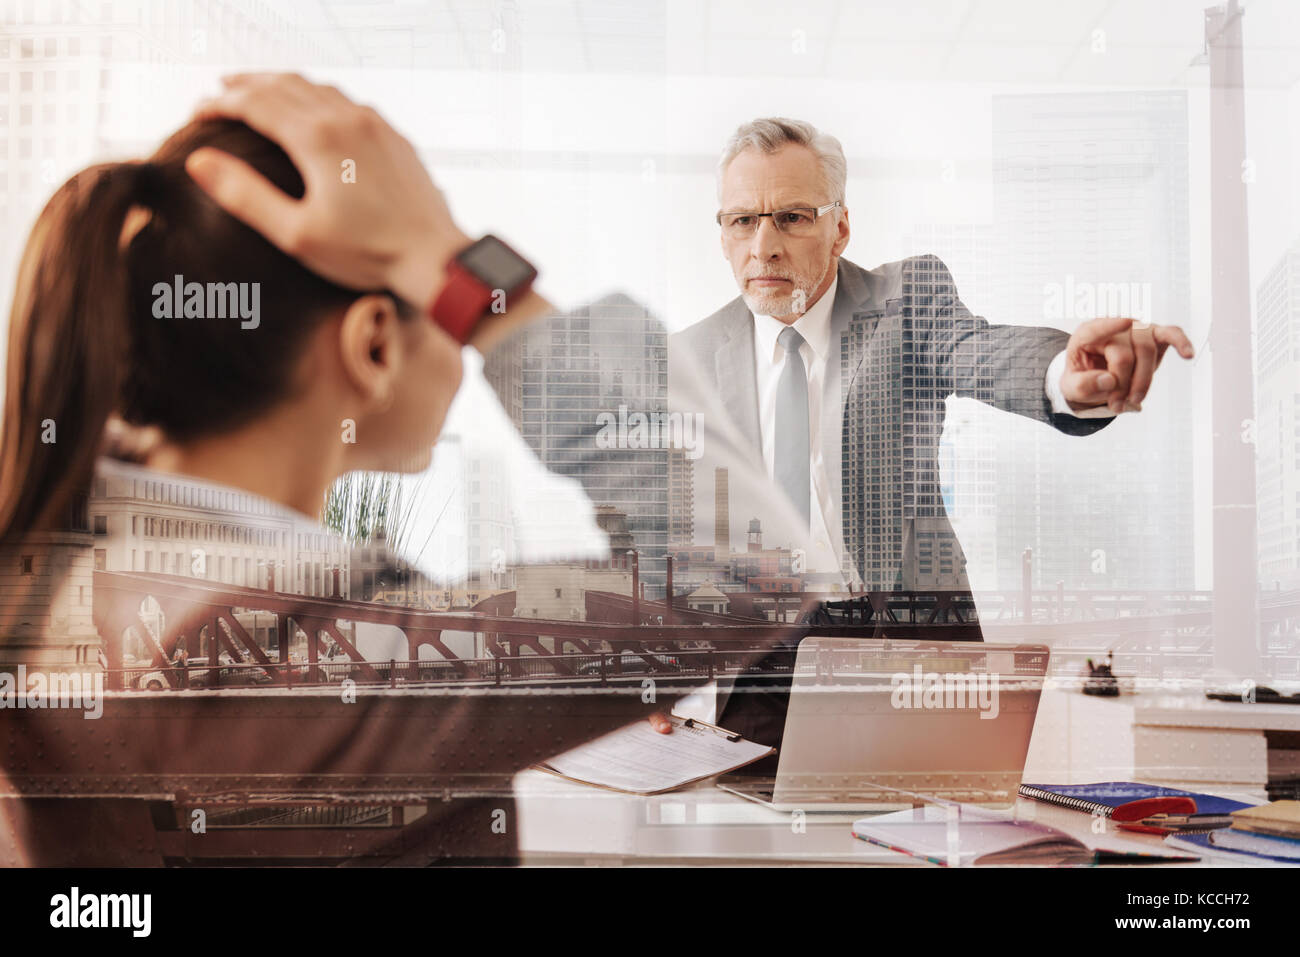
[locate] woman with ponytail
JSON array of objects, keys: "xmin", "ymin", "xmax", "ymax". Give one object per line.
[
  {"xmin": 0, "ymin": 74, "xmax": 557, "ymax": 865},
  {"xmin": 2, "ymin": 74, "xmax": 549, "ymax": 546}
]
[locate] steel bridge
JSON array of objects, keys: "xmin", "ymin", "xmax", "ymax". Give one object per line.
[{"xmin": 1, "ymin": 571, "xmax": 1295, "ymax": 864}]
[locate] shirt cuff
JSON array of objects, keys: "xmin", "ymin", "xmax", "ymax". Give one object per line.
[{"xmin": 1045, "ymin": 349, "xmax": 1117, "ymax": 419}]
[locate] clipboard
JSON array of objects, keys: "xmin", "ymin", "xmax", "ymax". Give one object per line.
[{"xmin": 533, "ymin": 713, "xmax": 777, "ymax": 795}]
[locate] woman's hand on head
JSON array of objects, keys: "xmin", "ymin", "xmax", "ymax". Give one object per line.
[{"xmin": 186, "ymin": 73, "xmax": 469, "ymax": 312}]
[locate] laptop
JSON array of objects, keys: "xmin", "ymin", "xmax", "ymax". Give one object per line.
[{"xmin": 715, "ymin": 637, "xmax": 1050, "ymax": 812}]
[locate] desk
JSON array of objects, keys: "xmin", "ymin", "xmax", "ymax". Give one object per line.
[
  {"xmin": 514, "ymin": 769, "xmax": 1269, "ymax": 866},
  {"xmin": 514, "ymin": 682, "xmax": 1278, "ymax": 866}
]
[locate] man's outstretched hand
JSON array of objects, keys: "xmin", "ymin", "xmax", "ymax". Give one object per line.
[{"xmin": 1059, "ymin": 316, "xmax": 1195, "ymax": 414}]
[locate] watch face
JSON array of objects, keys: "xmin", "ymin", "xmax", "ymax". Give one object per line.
[{"xmin": 459, "ymin": 235, "xmax": 536, "ymax": 293}]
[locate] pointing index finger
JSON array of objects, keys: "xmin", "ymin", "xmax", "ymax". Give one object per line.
[{"xmin": 1153, "ymin": 324, "xmax": 1195, "ymax": 359}]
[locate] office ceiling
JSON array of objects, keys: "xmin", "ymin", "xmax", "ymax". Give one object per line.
[{"xmin": 309, "ymin": 0, "xmax": 1300, "ymax": 89}]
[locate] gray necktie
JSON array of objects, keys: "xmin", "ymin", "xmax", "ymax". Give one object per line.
[{"xmin": 774, "ymin": 326, "xmax": 811, "ymax": 528}]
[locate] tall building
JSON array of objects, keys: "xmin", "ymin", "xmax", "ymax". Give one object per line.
[
  {"xmin": 520, "ymin": 293, "xmax": 669, "ymax": 595},
  {"xmin": 904, "ymin": 223, "xmax": 997, "ymax": 317},
  {"xmin": 462, "ymin": 448, "xmax": 516, "ymax": 594},
  {"xmin": 713, "ymin": 467, "xmax": 729, "ymax": 552},
  {"xmin": 903, "ymin": 223, "xmax": 1001, "ymax": 592},
  {"xmin": 1255, "ymin": 238, "xmax": 1300, "ymax": 590},
  {"xmin": 991, "ymin": 91, "xmax": 1194, "ymax": 591},
  {"xmin": 483, "ymin": 335, "xmax": 525, "ymax": 433},
  {"xmin": 840, "ymin": 257, "xmax": 987, "ymax": 591},
  {"xmin": 667, "ymin": 446, "xmax": 695, "ymax": 547}
]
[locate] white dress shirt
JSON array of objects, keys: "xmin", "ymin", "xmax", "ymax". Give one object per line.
[
  {"xmin": 1044, "ymin": 349, "xmax": 1118, "ymax": 419},
  {"xmin": 752, "ymin": 277, "xmax": 844, "ymax": 579},
  {"xmin": 751, "ymin": 282, "xmax": 1117, "ymax": 584}
]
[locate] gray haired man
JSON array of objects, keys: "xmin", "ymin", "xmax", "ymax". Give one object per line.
[
  {"xmin": 662, "ymin": 117, "xmax": 1194, "ymax": 747},
  {"xmin": 670, "ymin": 116, "xmax": 1192, "ymax": 591}
]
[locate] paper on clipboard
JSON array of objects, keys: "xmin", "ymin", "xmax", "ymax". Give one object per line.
[{"xmin": 535, "ymin": 714, "xmax": 776, "ymax": 795}]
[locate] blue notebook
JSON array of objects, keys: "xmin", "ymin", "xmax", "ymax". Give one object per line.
[{"xmin": 1019, "ymin": 782, "xmax": 1254, "ymax": 821}]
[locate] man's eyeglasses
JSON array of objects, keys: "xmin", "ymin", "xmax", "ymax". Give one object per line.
[{"xmin": 715, "ymin": 201, "xmax": 841, "ymax": 239}]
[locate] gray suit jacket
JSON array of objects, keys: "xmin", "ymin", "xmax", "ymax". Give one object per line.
[{"xmin": 668, "ymin": 255, "xmax": 1113, "ymax": 590}]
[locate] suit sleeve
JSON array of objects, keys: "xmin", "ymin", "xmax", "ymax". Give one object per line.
[{"xmin": 911, "ymin": 254, "xmax": 1113, "ymax": 438}]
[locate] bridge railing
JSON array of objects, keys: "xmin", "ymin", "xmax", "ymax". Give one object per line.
[
  {"xmin": 114, "ymin": 650, "xmax": 752, "ymax": 690},
  {"xmin": 108, "ymin": 644, "xmax": 1071, "ymax": 691}
]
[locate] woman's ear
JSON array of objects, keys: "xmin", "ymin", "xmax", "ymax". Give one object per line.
[{"xmin": 337, "ymin": 293, "xmax": 404, "ymax": 411}]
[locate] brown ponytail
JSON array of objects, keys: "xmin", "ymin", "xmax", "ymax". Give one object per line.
[
  {"xmin": 0, "ymin": 163, "xmax": 143, "ymax": 543},
  {"xmin": 0, "ymin": 119, "xmax": 394, "ymax": 546}
]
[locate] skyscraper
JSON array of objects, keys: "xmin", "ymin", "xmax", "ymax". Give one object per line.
[
  {"xmin": 991, "ymin": 91, "xmax": 1194, "ymax": 591},
  {"xmin": 840, "ymin": 257, "xmax": 991, "ymax": 591},
  {"xmin": 483, "ymin": 336, "xmax": 525, "ymax": 433},
  {"xmin": 520, "ymin": 293, "xmax": 669, "ymax": 595},
  {"xmin": 904, "ymin": 223, "xmax": 1001, "ymax": 592},
  {"xmin": 667, "ymin": 446, "xmax": 695, "ymax": 547}
]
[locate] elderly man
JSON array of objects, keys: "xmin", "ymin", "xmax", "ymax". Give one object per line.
[
  {"xmin": 658, "ymin": 117, "xmax": 1193, "ymax": 745},
  {"xmin": 669, "ymin": 117, "xmax": 1192, "ymax": 590}
]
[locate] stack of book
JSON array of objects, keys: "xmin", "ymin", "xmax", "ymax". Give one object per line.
[
  {"xmin": 1266, "ymin": 748, "xmax": 1300, "ymax": 801},
  {"xmin": 1167, "ymin": 801, "xmax": 1300, "ymax": 864}
]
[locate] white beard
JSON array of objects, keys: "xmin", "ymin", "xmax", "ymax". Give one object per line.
[
  {"xmin": 740, "ymin": 262, "xmax": 832, "ymax": 318},
  {"xmin": 742, "ymin": 289, "xmax": 798, "ymax": 317}
]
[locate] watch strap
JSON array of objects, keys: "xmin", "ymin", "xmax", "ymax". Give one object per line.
[
  {"xmin": 430, "ymin": 234, "xmax": 537, "ymax": 345},
  {"xmin": 432, "ymin": 258, "xmax": 496, "ymax": 344}
]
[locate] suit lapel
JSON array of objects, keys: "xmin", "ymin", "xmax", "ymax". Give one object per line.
[
  {"xmin": 834, "ymin": 258, "xmax": 884, "ymax": 409},
  {"xmin": 714, "ymin": 301, "xmax": 763, "ymax": 466}
]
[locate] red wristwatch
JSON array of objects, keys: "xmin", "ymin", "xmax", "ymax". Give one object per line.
[{"xmin": 430, "ymin": 234, "xmax": 538, "ymax": 344}]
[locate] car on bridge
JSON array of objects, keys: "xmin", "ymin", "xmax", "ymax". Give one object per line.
[
  {"xmin": 575, "ymin": 652, "xmax": 681, "ymax": 677},
  {"xmin": 135, "ymin": 655, "xmax": 274, "ymax": 690}
]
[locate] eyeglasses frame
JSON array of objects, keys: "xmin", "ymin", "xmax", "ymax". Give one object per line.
[{"xmin": 714, "ymin": 200, "xmax": 843, "ymax": 235}]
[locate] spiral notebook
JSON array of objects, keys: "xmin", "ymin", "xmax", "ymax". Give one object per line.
[{"xmin": 1018, "ymin": 782, "xmax": 1251, "ymax": 823}]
